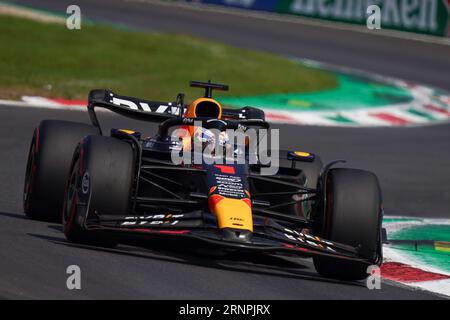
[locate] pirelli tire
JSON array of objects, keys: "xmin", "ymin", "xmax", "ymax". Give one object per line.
[
  {"xmin": 62, "ymin": 135, "xmax": 135, "ymax": 248},
  {"xmin": 23, "ymin": 120, "xmax": 100, "ymax": 222},
  {"xmin": 313, "ymin": 168, "xmax": 383, "ymax": 281}
]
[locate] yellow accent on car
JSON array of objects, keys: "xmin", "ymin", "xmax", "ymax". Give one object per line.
[
  {"xmin": 119, "ymin": 129, "xmax": 136, "ymax": 135},
  {"xmin": 214, "ymin": 198, "xmax": 253, "ymax": 232},
  {"xmin": 295, "ymin": 151, "xmax": 311, "ymax": 157}
]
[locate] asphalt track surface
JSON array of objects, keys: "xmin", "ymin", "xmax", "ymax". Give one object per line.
[{"xmin": 1, "ymin": 0, "xmax": 449, "ymax": 299}]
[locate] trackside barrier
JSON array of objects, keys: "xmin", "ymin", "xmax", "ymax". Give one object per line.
[{"xmin": 180, "ymin": 0, "xmax": 450, "ymax": 37}]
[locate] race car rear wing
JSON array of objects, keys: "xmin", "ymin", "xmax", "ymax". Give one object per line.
[
  {"xmin": 87, "ymin": 89, "xmax": 266, "ymax": 134},
  {"xmin": 87, "ymin": 89, "xmax": 181, "ymax": 133}
]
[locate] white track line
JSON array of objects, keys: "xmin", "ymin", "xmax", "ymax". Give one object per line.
[
  {"xmin": 0, "ymin": 1, "xmax": 64, "ymax": 24},
  {"xmin": 413, "ymin": 279, "xmax": 450, "ymax": 297}
]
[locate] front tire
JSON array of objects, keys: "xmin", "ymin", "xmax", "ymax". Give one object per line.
[
  {"xmin": 313, "ymin": 168, "xmax": 383, "ymax": 280},
  {"xmin": 63, "ymin": 135, "xmax": 135, "ymax": 248}
]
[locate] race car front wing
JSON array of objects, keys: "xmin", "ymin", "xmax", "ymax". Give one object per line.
[{"xmin": 83, "ymin": 211, "xmax": 369, "ymax": 263}]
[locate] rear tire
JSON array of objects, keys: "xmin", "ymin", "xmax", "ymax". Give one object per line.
[
  {"xmin": 23, "ymin": 120, "xmax": 99, "ymax": 222},
  {"xmin": 63, "ymin": 135, "xmax": 135, "ymax": 248},
  {"xmin": 313, "ymin": 168, "xmax": 382, "ymax": 280}
]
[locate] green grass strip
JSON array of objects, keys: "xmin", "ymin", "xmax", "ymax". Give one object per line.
[{"xmin": 0, "ymin": 14, "xmax": 336, "ymax": 101}]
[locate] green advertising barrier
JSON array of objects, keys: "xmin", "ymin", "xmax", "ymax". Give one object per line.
[{"xmin": 276, "ymin": 0, "xmax": 450, "ymax": 37}]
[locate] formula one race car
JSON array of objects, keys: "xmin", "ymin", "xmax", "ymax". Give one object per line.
[{"xmin": 23, "ymin": 81, "xmax": 383, "ymax": 280}]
